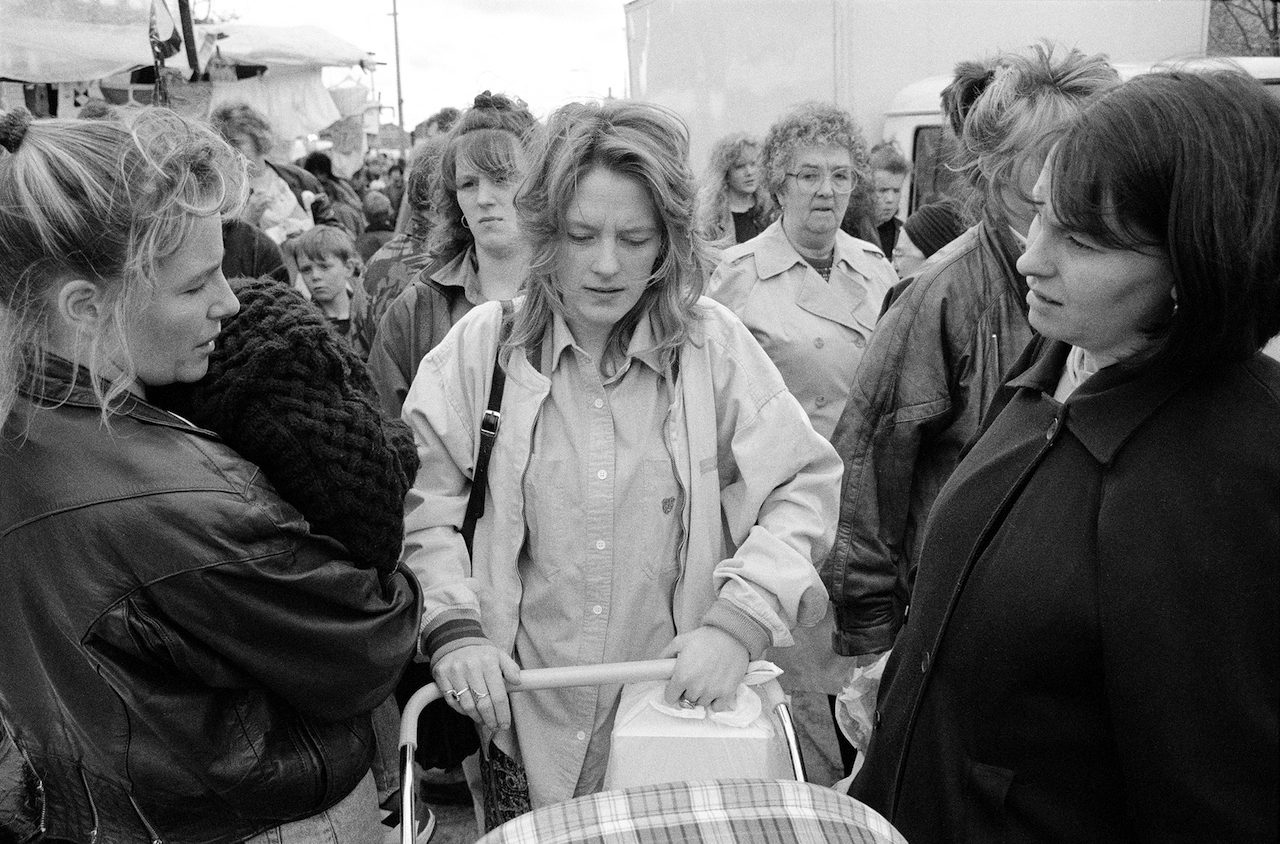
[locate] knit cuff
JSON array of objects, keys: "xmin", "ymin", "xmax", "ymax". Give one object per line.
[
  {"xmin": 420, "ymin": 611, "xmax": 486, "ymax": 661},
  {"xmin": 701, "ymin": 598, "xmax": 773, "ymax": 660}
]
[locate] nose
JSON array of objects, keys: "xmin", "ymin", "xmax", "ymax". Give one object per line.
[
  {"xmin": 1015, "ymin": 215, "xmax": 1049, "ymax": 279},
  {"xmin": 814, "ymin": 173, "xmax": 836, "ymax": 196},
  {"xmin": 476, "ymin": 177, "xmax": 498, "ymax": 206},
  {"xmin": 210, "ymin": 273, "xmax": 240, "ymax": 320},
  {"xmin": 591, "ymin": 239, "xmax": 621, "ymax": 278}
]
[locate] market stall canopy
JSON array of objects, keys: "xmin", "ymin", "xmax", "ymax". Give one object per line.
[
  {"xmin": 0, "ymin": 0, "xmax": 372, "ymax": 83},
  {"xmin": 195, "ymin": 24, "xmax": 373, "ymax": 71}
]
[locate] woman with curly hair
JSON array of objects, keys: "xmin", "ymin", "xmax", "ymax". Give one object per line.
[
  {"xmin": 368, "ymin": 91, "xmax": 539, "ymax": 417},
  {"xmin": 695, "ymin": 132, "xmax": 774, "ymax": 252},
  {"xmin": 707, "ymin": 101, "xmax": 897, "ymax": 781}
]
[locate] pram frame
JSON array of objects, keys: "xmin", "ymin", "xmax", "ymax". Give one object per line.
[{"xmin": 398, "ymin": 658, "xmax": 806, "ymax": 844}]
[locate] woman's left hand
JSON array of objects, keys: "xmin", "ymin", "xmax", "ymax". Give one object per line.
[{"xmin": 661, "ymin": 626, "xmax": 750, "ymax": 712}]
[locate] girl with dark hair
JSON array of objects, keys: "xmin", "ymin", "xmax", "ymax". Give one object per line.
[
  {"xmin": 367, "ymin": 91, "xmax": 540, "ymax": 417},
  {"xmin": 855, "ymin": 68, "xmax": 1280, "ymax": 843}
]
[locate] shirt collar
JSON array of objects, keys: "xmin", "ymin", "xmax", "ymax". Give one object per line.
[
  {"xmin": 547, "ymin": 310, "xmax": 667, "ymax": 378},
  {"xmin": 1008, "ymin": 339, "xmax": 1189, "ymax": 465}
]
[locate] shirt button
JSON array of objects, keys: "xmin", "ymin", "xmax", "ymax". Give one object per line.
[
  {"xmin": 815, "ymin": 395, "xmax": 827, "ymax": 407},
  {"xmin": 813, "ymin": 337, "xmax": 825, "ymax": 349},
  {"xmin": 576, "ymin": 731, "xmax": 586, "ymax": 741},
  {"xmin": 593, "ymin": 398, "xmax": 604, "ymax": 409},
  {"xmin": 853, "ymin": 335, "xmax": 866, "ymax": 348},
  {"xmin": 595, "ymin": 539, "xmax": 606, "ymax": 550},
  {"xmin": 920, "ymin": 650, "xmax": 931, "ymax": 673},
  {"xmin": 592, "ymin": 605, "xmax": 603, "ymax": 615},
  {"xmin": 597, "ymin": 469, "xmax": 607, "ymax": 480},
  {"xmin": 1046, "ymin": 418, "xmax": 1060, "ymax": 441}
]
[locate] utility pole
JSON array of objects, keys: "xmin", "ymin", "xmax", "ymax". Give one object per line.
[{"xmin": 391, "ymin": 0, "xmax": 407, "ymax": 153}]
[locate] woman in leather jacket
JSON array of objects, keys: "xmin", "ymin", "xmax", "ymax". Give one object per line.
[{"xmin": 0, "ymin": 107, "xmax": 420, "ymax": 843}]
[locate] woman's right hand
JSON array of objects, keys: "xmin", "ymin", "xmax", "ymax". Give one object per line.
[{"xmin": 431, "ymin": 644, "xmax": 521, "ymax": 731}]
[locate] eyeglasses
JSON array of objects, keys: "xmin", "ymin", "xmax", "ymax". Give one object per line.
[{"xmin": 785, "ymin": 167, "xmax": 856, "ymax": 195}]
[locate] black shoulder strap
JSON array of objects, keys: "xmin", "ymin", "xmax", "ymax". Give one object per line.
[{"xmin": 461, "ymin": 301, "xmax": 514, "ymax": 554}]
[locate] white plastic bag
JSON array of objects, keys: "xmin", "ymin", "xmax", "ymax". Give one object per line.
[{"xmin": 604, "ymin": 661, "xmax": 792, "ymax": 789}]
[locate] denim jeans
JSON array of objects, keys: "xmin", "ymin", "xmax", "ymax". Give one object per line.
[{"xmin": 243, "ymin": 771, "xmax": 382, "ymax": 844}]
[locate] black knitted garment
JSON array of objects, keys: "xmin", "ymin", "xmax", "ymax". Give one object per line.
[{"xmin": 151, "ymin": 276, "xmax": 419, "ymax": 573}]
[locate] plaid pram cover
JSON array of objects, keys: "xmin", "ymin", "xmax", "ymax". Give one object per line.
[{"xmin": 476, "ymin": 778, "xmax": 907, "ymax": 844}]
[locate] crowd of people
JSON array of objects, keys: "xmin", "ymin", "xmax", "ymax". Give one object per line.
[{"xmin": 0, "ymin": 39, "xmax": 1276, "ymax": 844}]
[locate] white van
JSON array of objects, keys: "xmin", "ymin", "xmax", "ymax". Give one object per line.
[{"xmin": 882, "ymin": 57, "xmax": 1280, "ymax": 217}]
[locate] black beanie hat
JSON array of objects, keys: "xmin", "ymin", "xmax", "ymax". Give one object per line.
[
  {"xmin": 904, "ymin": 200, "xmax": 968, "ymax": 258},
  {"xmin": 151, "ymin": 276, "xmax": 419, "ymax": 573}
]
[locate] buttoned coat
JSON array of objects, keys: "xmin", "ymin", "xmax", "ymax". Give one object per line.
[
  {"xmin": 854, "ymin": 339, "xmax": 1280, "ymax": 843},
  {"xmin": 708, "ymin": 220, "xmax": 896, "ymax": 439}
]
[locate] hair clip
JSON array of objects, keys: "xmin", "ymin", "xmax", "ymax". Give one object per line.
[{"xmin": 0, "ymin": 108, "xmax": 33, "ymax": 154}]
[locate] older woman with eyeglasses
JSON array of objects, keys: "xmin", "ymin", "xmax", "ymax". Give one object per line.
[{"xmin": 708, "ymin": 101, "xmax": 896, "ymax": 781}]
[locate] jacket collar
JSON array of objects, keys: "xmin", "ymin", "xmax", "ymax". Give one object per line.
[
  {"xmin": 977, "ymin": 217, "xmax": 1030, "ymax": 312},
  {"xmin": 750, "ymin": 219, "xmax": 881, "ymax": 331},
  {"xmin": 427, "ymin": 247, "xmax": 483, "ymax": 303},
  {"xmin": 21, "ymin": 353, "xmax": 217, "ymax": 435},
  {"xmin": 1007, "ymin": 340, "xmax": 1188, "ymax": 465}
]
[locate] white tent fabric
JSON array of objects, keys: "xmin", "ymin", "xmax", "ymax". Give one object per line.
[
  {"xmin": 0, "ymin": 1, "xmax": 370, "ymax": 84},
  {"xmin": 0, "ymin": 12, "xmax": 158, "ymax": 84},
  {"xmin": 194, "ymin": 24, "xmax": 371, "ymax": 71}
]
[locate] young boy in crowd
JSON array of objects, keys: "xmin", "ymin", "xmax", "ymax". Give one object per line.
[{"xmin": 293, "ymin": 224, "xmax": 368, "ymax": 357}]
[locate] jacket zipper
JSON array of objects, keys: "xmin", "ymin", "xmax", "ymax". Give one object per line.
[
  {"xmin": 78, "ymin": 766, "xmax": 99, "ymax": 844},
  {"xmin": 127, "ymin": 794, "xmax": 164, "ymax": 844}
]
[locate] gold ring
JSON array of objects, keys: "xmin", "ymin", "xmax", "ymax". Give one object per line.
[{"xmin": 472, "ymin": 690, "xmax": 490, "ymax": 700}]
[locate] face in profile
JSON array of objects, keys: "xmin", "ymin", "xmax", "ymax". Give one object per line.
[
  {"xmin": 122, "ymin": 214, "xmax": 239, "ymax": 390},
  {"xmin": 555, "ymin": 167, "xmax": 662, "ymax": 353},
  {"xmin": 873, "ymin": 168, "xmax": 906, "ymax": 225},
  {"xmin": 1017, "ymin": 162, "xmax": 1175, "ymax": 363},
  {"xmin": 777, "ymin": 145, "xmax": 856, "ymax": 240},
  {"xmin": 455, "ymin": 151, "xmax": 526, "ymax": 251}
]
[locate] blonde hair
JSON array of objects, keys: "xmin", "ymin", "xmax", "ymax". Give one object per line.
[
  {"xmin": 509, "ymin": 100, "xmax": 708, "ymax": 371},
  {"xmin": 0, "ymin": 107, "xmax": 245, "ymax": 429},
  {"xmin": 695, "ymin": 132, "xmax": 774, "ymax": 248},
  {"xmin": 943, "ymin": 42, "xmax": 1118, "ymax": 225}
]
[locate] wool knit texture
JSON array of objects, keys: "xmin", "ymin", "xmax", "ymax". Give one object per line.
[{"xmin": 151, "ymin": 276, "xmax": 419, "ymax": 573}]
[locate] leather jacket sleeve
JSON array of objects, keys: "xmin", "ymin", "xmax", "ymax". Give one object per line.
[
  {"xmin": 823, "ymin": 277, "xmax": 955, "ymax": 658},
  {"xmin": 94, "ymin": 492, "xmax": 422, "ymax": 724}
]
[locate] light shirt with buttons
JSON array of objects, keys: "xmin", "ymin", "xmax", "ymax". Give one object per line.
[{"xmin": 513, "ymin": 311, "xmax": 684, "ymax": 805}]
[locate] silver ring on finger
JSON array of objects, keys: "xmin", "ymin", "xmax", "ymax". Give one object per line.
[
  {"xmin": 472, "ymin": 690, "xmax": 490, "ymax": 700},
  {"xmin": 678, "ymin": 696, "xmax": 697, "ymax": 710}
]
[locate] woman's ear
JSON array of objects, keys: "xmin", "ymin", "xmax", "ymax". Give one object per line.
[{"xmin": 54, "ymin": 279, "xmax": 106, "ymax": 331}]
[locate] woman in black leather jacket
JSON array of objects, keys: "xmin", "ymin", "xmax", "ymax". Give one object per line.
[{"xmin": 0, "ymin": 107, "xmax": 420, "ymax": 843}]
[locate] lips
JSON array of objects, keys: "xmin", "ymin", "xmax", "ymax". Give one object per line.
[{"xmin": 1029, "ymin": 288, "xmax": 1062, "ymax": 306}]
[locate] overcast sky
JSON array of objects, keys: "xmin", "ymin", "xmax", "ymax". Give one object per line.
[{"xmin": 217, "ymin": 0, "xmax": 630, "ymax": 127}]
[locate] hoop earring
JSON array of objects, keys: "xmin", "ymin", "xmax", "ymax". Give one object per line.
[{"xmin": 461, "ymin": 216, "xmax": 470, "ymax": 230}]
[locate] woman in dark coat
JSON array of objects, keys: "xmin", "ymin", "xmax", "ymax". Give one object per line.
[{"xmin": 854, "ymin": 69, "xmax": 1279, "ymax": 843}]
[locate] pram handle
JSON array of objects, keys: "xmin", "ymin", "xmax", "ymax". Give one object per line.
[{"xmin": 398, "ymin": 658, "xmax": 805, "ymax": 844}]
